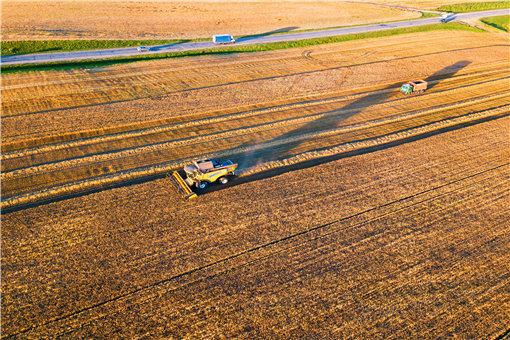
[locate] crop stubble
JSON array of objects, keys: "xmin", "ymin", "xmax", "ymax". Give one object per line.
[
  {"xmin": 1, "ymin": 29, "xmax": 509, "ymax": 338},
  {"xmin": 364, "ymin": 0, "xmax": 507, "ymax": 11},
  {"xmin": 3, "ymin": 32, "xmax": 508, "ymax": 134},
  {"xmin": 1, "ymin": 116, "xmax": 508, "ymax": 338},
  {"xmin": 1, "ymin": 32, "xmax": 509, "ymax": 205}
]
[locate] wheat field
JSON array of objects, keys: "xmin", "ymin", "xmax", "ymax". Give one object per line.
[
  {"xmin": 2, "ymin": 31, "xmax": 509, "ymax": 208},
  {"xmin": 1, "ymin": 1, "xmax": 419, "ymax": 41},
  {"xmin": 1, "ymin": 8, "xmax": 510, "ymax": 338},
  {"xmin": 366, "ymin": 0, "xmax": 508, "ymax": 10},
  {"xmin": 2, "ymin": 116, "xmax": 508, "ymax": 338}
]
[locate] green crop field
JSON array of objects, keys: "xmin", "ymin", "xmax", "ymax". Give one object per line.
[
  {"xmin": 481, "ymin": 15, "xmax": 510, "ymax": 31},
  {"xmin": 439, "ymin": 1, "xmax": 510, "ymax": 13}
]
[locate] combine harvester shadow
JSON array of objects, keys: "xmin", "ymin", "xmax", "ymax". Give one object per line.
[
  {"xmin": 201, "ymin": 61, "xmax": 477, "ymax": 195},
  {"xmin": 1, "ymin": 62, "xmax": 479, "ymax": 210},
  {"xmin": 235, "ymin": 61, "xmax": 471, "ymax": 166},
  {"xmin": 206, "ymin": 108, "xmax": 507, "ymax": 195}
]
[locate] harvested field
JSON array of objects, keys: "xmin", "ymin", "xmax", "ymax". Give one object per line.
[
  {"xmin": 1, "ymin": 30, "xmax": 509, "ymax": 208},
  {"xmin": 1, "ymin": 25, "xmax": 510, "ymax": 338},
  {"xmin": 2, "ymin": 116, "xmax": 509, "ymax": 338},
  {"xmin": 365, "ymin": 0, "xmax": 507, "ymax": 11},
  {"xmin": 1, "ymin": 1, "xmax": 419, "ymax": 41}
]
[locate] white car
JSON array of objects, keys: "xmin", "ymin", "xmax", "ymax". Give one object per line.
[{"xmin": 137, "ymin": 46, "xmax": 151, "ymax": 52}]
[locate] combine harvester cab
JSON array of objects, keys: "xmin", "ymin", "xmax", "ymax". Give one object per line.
[
  {"xmin": 400, "ymin": 80, "xmax": 428, "ymax": 94},
  {"xmin": 171, "ymin": 159, "xmax": 238, "ymax": 199}
]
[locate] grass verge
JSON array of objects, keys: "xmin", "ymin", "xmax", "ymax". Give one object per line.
[
  {"xmin": 439, "ymin": 1, "xmax": 510, "ymax": 13},
  {"xmin": 481, "ymin": 15, "xmax": 510, "ymax": 31},
  {"xmin": 421, "ymin": 12, "xmax": 440, "ymax": 18},
  {"xmin": 1, "ymin": 15, "xmax": 436, "ymax": 57},
  {"xmin": 1, "ymin": 39, "xmax": 192, "ymax": 57},
  {"xmin": 1, "ymin": 23, "xmax": 484, "ymax": 74}
]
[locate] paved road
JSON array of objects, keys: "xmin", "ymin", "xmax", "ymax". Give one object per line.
[{"xmin": 1, "ymin": 9, "xmax": 507, "ymax": 66}]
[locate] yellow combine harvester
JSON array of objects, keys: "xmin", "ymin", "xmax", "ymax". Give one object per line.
[{"xmin": 171, "ymin": 159, "xmax": 238, "ymax": 199}]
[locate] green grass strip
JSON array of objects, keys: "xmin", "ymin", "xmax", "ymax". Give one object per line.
[
  {"xmin": 420, "ymin": 12, "xmax": 440, "ymax": 18},
  {"xmin": 1, "ymin": 39, "xmax": 192, "ymax": 57},
  {"xmin": 1, "ymin": 23, "xmax": 484, "ymax": 74},
  {"xmin": 1, "ymin": 15, "xmax": 437, "ymax": 57},
  {"xmin": 481, "ymin": 15, "xmax": 510, "ymax": 31},
  {"xmin": 439, "ymin": 1, "xmax": 510, "ymax": 13}
]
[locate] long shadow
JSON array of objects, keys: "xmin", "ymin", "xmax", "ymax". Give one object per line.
[
  {"xmin": 3, "ymin": 110, "xmax": 507, "ymax": 213},
  {"xmin": 428, "ymin": 60, "xmax": 471, "ymax": 88},
  {"xmin": 149, "ymin": 40, "xmax": 192, "ymax": 52},
  {"xmin": 442, "ymin": 14, "xmax": 457, "ymax": 23},
  {"xmin": 199, "ymin": 111, "xmax": 508, "ymax": 196},
  {"xmin": 0, "ymin": 61, "xmax": 477, "ymax": 211},
  {"xmin": 237, "ymin": 27, "xmax": 299, "ymax": 42},
  {"xmin": 236, "ymin": 60, "xmax": 471, "ymax": 171}
]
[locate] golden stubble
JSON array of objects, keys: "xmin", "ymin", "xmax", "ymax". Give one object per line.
[{"xmin": 2, "ymin": 1, "xmax": 419, "ymax": 40}]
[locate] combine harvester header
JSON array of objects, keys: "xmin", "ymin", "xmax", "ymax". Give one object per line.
[
  {"xmin": 171, "ymin": 171, "xmax": 197, "ymax": 199},
  {"xmin": 171, "ymin": 158, "xmax": 237, "ymax": 199}
]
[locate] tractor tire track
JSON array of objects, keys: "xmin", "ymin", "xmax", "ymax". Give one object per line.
[
  {"xmin": 3, "ymin": 45, "xmax": 507, "ymax": 118},
  {"xmin": 2, "ymin": 97, "xmax": 508, "ymax": 199},
  {"xmin": 2, "ymin": 33, "xmax": 498, "ymax": 90},
  {"xmin": 8, "ymin": 138, "xmax": 498, "ymax": 262},
  {"xmin": 3, "ymin": 68, "xmax": 508, "ymax": 164}
]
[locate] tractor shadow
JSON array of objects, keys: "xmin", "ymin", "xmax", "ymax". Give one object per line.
[{"xmin": 236, "ymin": 60, "xmax": 471, "ymax": 170}]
